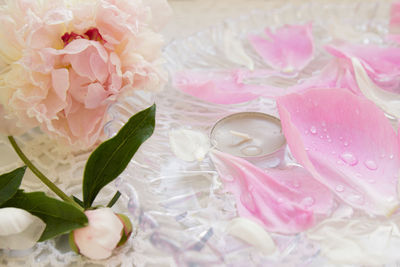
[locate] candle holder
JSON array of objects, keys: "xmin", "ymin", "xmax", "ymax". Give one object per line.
[{"xmin": 210, "ymin": 112, "xmax": 286, "ymax": 168}]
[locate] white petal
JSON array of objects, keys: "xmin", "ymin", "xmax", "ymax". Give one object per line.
[
  {"xmin": 0, "ymin": 208, "xmax": 45, "ymax": 250},
  {"xmin": 307, "ymin": 217, "xmax": 400, "ymax": 265},
  {"xmin": 224, "ymin": 28, "xmax": 254, "ymax": 70},
  {"xmin": 226, "ymin": 218, "xmax": 276, "ymax": 254},
  {"xmin": 352, "ymin": 57, "xmax": 400, "ymax": 119},
  {"xmin": 169, "ymin": 128, "xmax": 210, "ymax": 162}
]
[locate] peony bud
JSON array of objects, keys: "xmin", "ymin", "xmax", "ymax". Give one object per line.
[
  {"xmin": 0, "ymin": 207, "xmax": 45, "ymax": 250},
  {"xmin": 70, "ymin": 208, "xmax": 132, "ymax": 260}
]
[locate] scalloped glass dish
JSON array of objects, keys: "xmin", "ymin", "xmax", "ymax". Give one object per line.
[{"xmin": 0, "ymin": 1, "xmax": 395, "ymax": 266}]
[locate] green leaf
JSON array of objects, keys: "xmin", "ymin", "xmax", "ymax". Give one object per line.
[
  {"xmin": 0, "ymin": 166, "xmax": 26, "ymax": 206},
  {"xmin": 2, "ymin": 190, "xmax": 88, "ymax": 241},
  {"xmin": 83, "ymin": 104, "xmax": 156, "ymax": 208}
]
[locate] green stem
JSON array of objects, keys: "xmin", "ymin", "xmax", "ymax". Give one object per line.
[{"xmin": 8, "ymin": 136, "xmax": 83, "ymax": 211}]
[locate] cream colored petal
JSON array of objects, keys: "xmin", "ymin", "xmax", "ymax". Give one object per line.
[
  {"xmin": 352, "ymin": 57, "xmax": 400, "ymax": 119},
  {"xmin": 169, "ymin": 128, "xmax": 210, "ymax": 162},
  {"xmin": 226, "ymin": 218, "xmax": 276, "ymax": 254}
]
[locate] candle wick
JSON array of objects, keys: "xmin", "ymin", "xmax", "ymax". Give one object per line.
[{"xmin": 229, "ymin": 130, "xmax": 253, "ymax": 145}]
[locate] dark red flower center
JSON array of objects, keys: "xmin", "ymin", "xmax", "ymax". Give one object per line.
[{"xmin": 61, "ymin": 28, "xmax": 105, "ymax": 47}]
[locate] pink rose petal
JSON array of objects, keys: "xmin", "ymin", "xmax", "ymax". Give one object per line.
[
  {"xmin": 277, "ymin": 89, "xmax": 400, "ymax": 216},
  {"xmin": 248, "ymin": 23, "xmax": 314, "ymax": 73},
  {"xmin": 211, "ymin": 150, "xmax": 334, "ymax": 234}
]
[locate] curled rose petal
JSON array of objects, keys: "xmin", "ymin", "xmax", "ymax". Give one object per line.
[
  {"xmin": 277, "ymin": 88, "xmax": 400, "ymax": 216},
  {"xmin": 248, "ymin": 23, "xmax": 314, "ymax": 73},
  {"xmin": 351, "ymin": 57, "xmax": 400, "ymax": 119},
  {"xmin": 0, "ymin": 207, "xmax": 45, "ymax": 250},
  {"xmin": 210, "ymin": 150, "xmax": 334, "ymax": 234}
]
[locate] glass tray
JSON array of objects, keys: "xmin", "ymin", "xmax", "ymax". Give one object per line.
[{"xmin": 0, "ymin": 1, "xmax": 393, "ymax": 266}]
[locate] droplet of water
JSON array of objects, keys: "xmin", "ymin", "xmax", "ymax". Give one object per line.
[
  {"xmin": 319, "ymin": 135, "xmax": 324, "ymax": 139},
  {"xmin": 344, "ymin": 141, "xmax": 349, "ymax": 147},
  {"xmin": 335, "ymin": 185, "xmax": 344, "ymax": 192},
  {"xmin": 321, "ymin": 121, "xmax": 327, "ymax": 127},
  {"xmin": 389, "ymin": 154, "xmax": 394, "ymax": 160},
  {"xmin": 327, "ymin": 139, "xmax": 332, "ymax": 143},
  {"xmin": 364, "ymin": 160, "xmax": 378, "ymax": 170},
  {"xmin": 310, "ymin": 126, "xmax": 317, "ymax": 134},
  {"xmin": 340, "ymin": 152, "xmax": 358, "ymax": 166},
  {"xmin": 301, "ymin": 197, "xmax": 315, "ymax": 207},
  {"xmin": 241, "ymin": 146, "xmax": 262, "ymax": 156},
  {"xmin": 339, "ymin": 136, "xmax": 344, "ymax": 141}
]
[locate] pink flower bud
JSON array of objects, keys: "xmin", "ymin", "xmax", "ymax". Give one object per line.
[{"xmin": 70, "ymin": 208, "xmax": 132, "ymax": 260}]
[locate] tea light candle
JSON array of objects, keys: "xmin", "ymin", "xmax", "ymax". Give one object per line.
[{"xmin": 210, "ymin": 112, "xmax": 285, "ymax": 158}]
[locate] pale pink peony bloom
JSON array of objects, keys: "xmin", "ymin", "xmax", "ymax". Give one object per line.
[
  {"xmin": 71, "ymin": 208, "xmax": 132, "ymax": 260},
  {"xmin": 0, "ymin": 0, "xmax": 170, "ymax": 148}
]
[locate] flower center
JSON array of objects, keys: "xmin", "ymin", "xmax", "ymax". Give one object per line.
[{"xmin": 61, "ymin": 28, "xmax": 104, "ymax": 47}]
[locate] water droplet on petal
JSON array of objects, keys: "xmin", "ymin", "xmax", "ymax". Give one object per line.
[
  {"xmin": 327, "ymin": 139, "xmax": 332, "ymax": 143},
  {"xmin": 310, "ymin": 126, "xmax": 317, "ymax": 134},
  {"xmin": 368, "ymin": 179, "xmax": 375, "ymax": 183},
  {"xmin": 344, "ymin": 141, "xmax": 349, "ymax": 147},
  {"xmin": 389, "ymin": 154, "xmax": 394, "ymax": 160},
  {"xmin": 319, "ymin": 135, "xmax": 324, "ymax": 139},
  {"xmin": 340, "ymin": 152, "xmax": 358, "ymax": 166},
  {"xmin": 364, "ymin": 160, "xmax": 378, "ymax": 170},
  {"xmin": 321, "ymin": 121, "xmax": 327, "ymax": 127},
  {"xmin": 335, "ymin": 185, "xmax": 344, "ymax": 192}
]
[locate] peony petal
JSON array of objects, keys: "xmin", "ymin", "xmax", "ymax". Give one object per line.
[
  {"xmin": 51, "ymin": 68, "xmax": 69, "ymax": 101},
  {"xmin": 173, "ymin": 70, "xmax": 280, "ymax": 104},
  {"xmin": 248, "ymin": 23, "xmax": 314, "ymax": 73},
  {"xmin": 0, "ymin": 207, "xmax": 45, "ymax": 250},
  {"xmin": 169, "ymin": 128, "xmax": 210, "ymax": 161},
  {"xmin": 390, "ymin": 1, "xmax": 400, "ymax": 35},
  {"xmin": 288, "ymin": 59, "xmax": 360, "ymax": 95},
  {"xmin": 325, "ymin": 42, "xmax": 400, "ymax": 92},
  {"xmin": 307, "ymin": 216, "xmax": 400, "ymax": 265},
  {"xmin": 277, "ymin": 88, "xmax": 400, "ymax": 216},
  {"xmin": 210, "ymin": 150, "xmax": 334, "ymax": 234},
  {"xmin": 85, "ymin": 83, "xmax": 108, "ymax": 109},
  {"xmin": 226, "ymin": 218, "xmax": 276, "ymax": 254},
  {"xmin": 223, "ymin": 28, "xmax": 254, "ymax": 70},
  {"xmin": 352, "ymin": 57, "xmax": 400, "ymax": 119}
]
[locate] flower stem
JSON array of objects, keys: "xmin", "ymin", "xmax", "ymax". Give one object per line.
[{"xmin": 8, "ymin": 136, "xmax": 83, "ymax": 211}]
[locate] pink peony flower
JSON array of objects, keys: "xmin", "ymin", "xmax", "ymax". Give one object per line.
[
  {"xmin": 0, "ymin": 0, "xmax": 170, "ymax": 148},
  {"xmin": 70, "ymin": 208, "xmax": 132, "ymax": 260}
]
